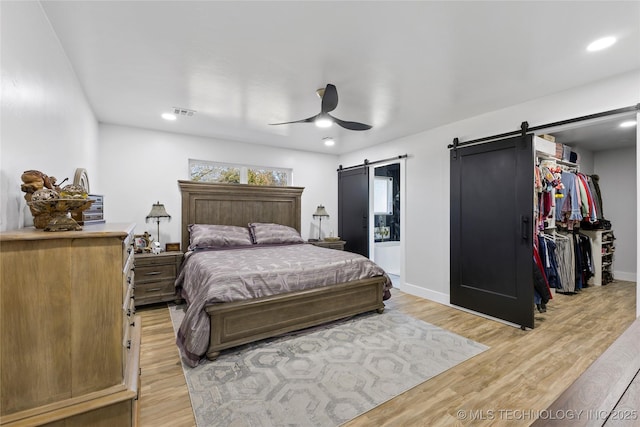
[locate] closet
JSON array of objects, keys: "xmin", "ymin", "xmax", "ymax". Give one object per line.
[
  {"xmin": 534, "ymin": 136, "xmax": 606, "ymax": 298},
  {"xmin": 450, "ymin": 107, "xmax": 636, "ymax": 329}
]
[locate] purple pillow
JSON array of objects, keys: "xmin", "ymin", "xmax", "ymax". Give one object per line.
[
  {"xmin": 188, "ymin": 224, "xmax": 253, "ymax": 251},
  {"xmin": 248, "ymin": 223, "xmax": 304, "ymax": 245}
]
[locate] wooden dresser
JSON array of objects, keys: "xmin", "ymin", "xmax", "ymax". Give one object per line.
[{"xmin": 0, "ymin": 223, "xmax": 140, "ymax": 427}]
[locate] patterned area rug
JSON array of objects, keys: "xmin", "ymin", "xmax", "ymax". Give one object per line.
[{"xmin": 169, "ymin": 304, "xmax": 488, "ymax": 427}]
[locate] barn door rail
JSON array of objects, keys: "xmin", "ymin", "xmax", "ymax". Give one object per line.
[
  {"xmin": 338, "ymin": 154, "xmax": 408, "ymax": 172},
  {"xmin": 448, "ymin": 104, "xmax": 639, "ymax": 152}
]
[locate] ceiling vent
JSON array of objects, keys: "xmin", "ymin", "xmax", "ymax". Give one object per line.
[{"xmin": 172, "ymin": 107, "xmax": 196, "ymax": 117}]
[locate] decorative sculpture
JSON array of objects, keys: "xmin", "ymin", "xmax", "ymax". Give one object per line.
[{"xmin": 20, "ymin": 170, "xmax": 92, "ymax": 231}]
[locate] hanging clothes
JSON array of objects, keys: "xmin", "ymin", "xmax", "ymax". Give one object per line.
[
  {"xmin": 590, "ymin": 174, "xmax": 605, "ymax": 219},
  {"xmin": 576, "ymin": 232, "xmax": 594, "ymax": 287},
  {"xmin": 557, "ymin": 171, "xmax": 583, "ymax": 228},
  {"xmin": 538, "ymin": 234, "xmax": 561, "ymax": 290},
  {"xmin": 533, "ymin": 246, "xmax": 552, "ymax": 313},
  {"xmin": 554, "ymin": 232, "xmax": 575, "ymax": 293}
]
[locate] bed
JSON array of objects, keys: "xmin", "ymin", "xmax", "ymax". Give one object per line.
[{"xmin": 175, "ymin": 180, "xmax": 391, "ymax": 367}]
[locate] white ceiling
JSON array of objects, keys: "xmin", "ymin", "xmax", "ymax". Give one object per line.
[{"xmin": 40, "ymin": 1, "xmax": 640, "ymax": 154}]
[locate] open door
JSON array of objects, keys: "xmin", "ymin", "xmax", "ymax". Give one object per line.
[
  {"xmin": 450, "ymin": 135, "xmax": 535, "ymax": 328},
  {"xmin": 338, "ymin": 166, "xmax": 369, "ymax": 257}
]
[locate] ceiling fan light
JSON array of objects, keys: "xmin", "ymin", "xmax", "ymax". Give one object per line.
[
  {"xmin": 315, "ymin": 117, "xmax": 333, "ymax": 128},
  {"xmin": 323, "ymin": 137, "xmax": 335, "ymax": 146}
]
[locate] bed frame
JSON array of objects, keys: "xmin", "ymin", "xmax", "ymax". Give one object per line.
[{"xmin": 178, "ymin": 180, "xmax": 386, "ymax": 360}]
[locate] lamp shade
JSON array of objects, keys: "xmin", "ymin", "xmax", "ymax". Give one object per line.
[
  {"xmin": 146, "ymin": 201, "xmax": 171, "ymax": 222},
  {"xmin": 312, "ymin": 205, "xmax": 329, "ymax": 218}
]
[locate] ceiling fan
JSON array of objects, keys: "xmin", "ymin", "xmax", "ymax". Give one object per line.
[{"xmin": 269, "ymin": 84, "xmax": 372, "ymax": 131}]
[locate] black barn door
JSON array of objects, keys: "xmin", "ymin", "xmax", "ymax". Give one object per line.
[
  {"xmin": 450, "ymin": 135, "xmax": 534, "ymax": 328},
  {"xmin": 338, "ymin": 167, "xmax": 369, "ymax": 257}
]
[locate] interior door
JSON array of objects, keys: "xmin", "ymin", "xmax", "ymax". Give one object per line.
[
  {"xmin": 450, "ymin": 134, "xmax": 534, "ymax": 328},
  {"xmin": 338, "ymin": 166, "xmax": 369, "ymax": 256}
]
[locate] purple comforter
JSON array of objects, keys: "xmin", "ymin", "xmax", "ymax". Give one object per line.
[{"xmin": 175, "ymin": 243, "xmax": 391, "ymax": 366}]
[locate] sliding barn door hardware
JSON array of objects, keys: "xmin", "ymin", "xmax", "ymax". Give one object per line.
[
  {"xmin": 451, "ymin": 137, "xmax": 460, "ymax": 159},
  {"xmin": 449, "ymin": 104, "xmax": 638, "ymax": 150}
]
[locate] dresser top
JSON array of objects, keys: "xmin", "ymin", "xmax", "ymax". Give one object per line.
[{"xmin": 0, "ymin": 223, "xmax": 135, "ymax": 242}]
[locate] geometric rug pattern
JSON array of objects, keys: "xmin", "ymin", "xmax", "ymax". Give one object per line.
[{"xmin": 169, "ymin": 304, "xmax": 488, "ymax": 427}]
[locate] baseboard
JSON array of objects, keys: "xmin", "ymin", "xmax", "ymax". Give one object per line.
[
  {"xmin": 399, "ymin": 281, "xmax": 450, "ymax": 306},
  {"xmin": 614, "ymin": 271, "xmax": 637, "ymax": 282},
  {"xmin": 398, "ymin": 280, "xmax": 523, "ymax": 329}
]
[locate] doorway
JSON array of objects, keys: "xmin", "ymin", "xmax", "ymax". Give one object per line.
[
  {"xmin": 372, "ymin": 163, "xmax": 401, "ymax": 277},
  {"xmin": 338, "ymin": 158, "xmax": 406, "ymax": 287},
  {"xmin": 548, "ymin": 112, "xmax": 638, "ymax": 318}
]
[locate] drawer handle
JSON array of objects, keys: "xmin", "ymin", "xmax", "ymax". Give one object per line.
[
  {"xmin": 145, "ymin": 287, "xmax": 162, "ymax": 292},
  {"xmin": 126, "ymin": 340, "xmax": 131, "ymax": 350},
  {"xmin": 144, "ymin": 271, "xmax": 162, "ymax": 276}
]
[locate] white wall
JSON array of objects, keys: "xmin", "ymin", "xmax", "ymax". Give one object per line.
[
  {"xmin": 97, "ymin": 124, "xmax": 339, "ymax": 246},
  {"xmin": 0, "ymin": 1, "xmax": 99, "ymax": 231},
  {"xmin": 339, "ymin": 70, "xmax": 640, "ymax": 306},
  {"xmin": 594, "ymin": 146, "xmax": 637, "ymax": 281}
]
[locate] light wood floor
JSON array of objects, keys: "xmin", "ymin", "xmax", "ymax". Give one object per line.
[{"xmin": 137, "ymin": 280, "xmax": 636, "ymax": 426}]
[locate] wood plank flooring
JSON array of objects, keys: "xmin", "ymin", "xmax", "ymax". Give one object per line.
[{"xmin": 137, "ymin": 280, "xmax": 636, "ymax": 426}]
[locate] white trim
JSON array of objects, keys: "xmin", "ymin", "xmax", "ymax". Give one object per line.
[
  {"xmin": 401, "ymin": 280, "xmax": 449, "ymax": 305},
  {"xmin": 614, "ymin": 271, "xmax": 637, "ymax": 282},
  {"xmin": 637, "ymin": 110, "xmax": 640, "ymax": 319}
]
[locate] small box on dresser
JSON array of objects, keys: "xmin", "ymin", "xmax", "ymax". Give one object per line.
[
  {"xmin": 71, "ymin": 193, "xmax": 105, "ymax": 225},
  {"xmin": 134, "ymin": 251, "xmax": 183, "ymax": 307}
]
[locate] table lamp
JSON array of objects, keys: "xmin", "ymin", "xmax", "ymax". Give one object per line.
[
  {"xmin": 312, "ymin": 205, "xmax": 329, "ymax": 241},
  {"xmin": 146, "ymin": 201, "xmax": 171, "ymax": 246}
]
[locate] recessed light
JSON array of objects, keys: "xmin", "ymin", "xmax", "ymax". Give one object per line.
[
  {"xmin": 586, "ymin": 36, "xmax": 616, "ymax": 52},
  {"xmin": 161, "ymin": 113, "xmax": 177, "ymax": 121},
  {"xmin": 323, "ymin": 137, "xmax": 335, "ymax": 146},
  {"xmin": 619, "ymin": 120, "xmax": 637, "ymax": 128}
]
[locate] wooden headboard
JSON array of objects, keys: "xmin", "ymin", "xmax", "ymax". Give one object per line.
[{"xmin": 178, "ymin": 180, "xmax": 304, "ymax": 252}]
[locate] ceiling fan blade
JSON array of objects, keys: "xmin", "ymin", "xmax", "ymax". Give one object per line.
[
  {"xmin": 330, "ymin": 115, "xmax": 372, "ymax": 131},
  {"xmin": 269, "ymin": 115, "xmax": 317, "ymax": 126},
  {"xmin": 321, "ymin": 84, "xmax": 338, "ymax": 113}
]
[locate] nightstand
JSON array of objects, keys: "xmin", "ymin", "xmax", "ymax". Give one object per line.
[
  {"xmin": 134, "ymin": 251, "xmax": 183, "ymax": 307},
  {"xmin": 308, "ymin": 240, "xmax": 346, "ymax": 251}
]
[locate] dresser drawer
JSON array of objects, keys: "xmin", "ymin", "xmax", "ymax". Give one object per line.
[
  {"xmin": 135, "ymin": 264, "xmax": 176, "ymax": 283},
  {"xmin": 135, "ymin": 280, "xmax": 175, "ymax": 301}
]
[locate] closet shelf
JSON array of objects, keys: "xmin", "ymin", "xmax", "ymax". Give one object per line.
[{"xmin": 535, "ymin": 151, "xmax": 579, "ymax": 168}]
